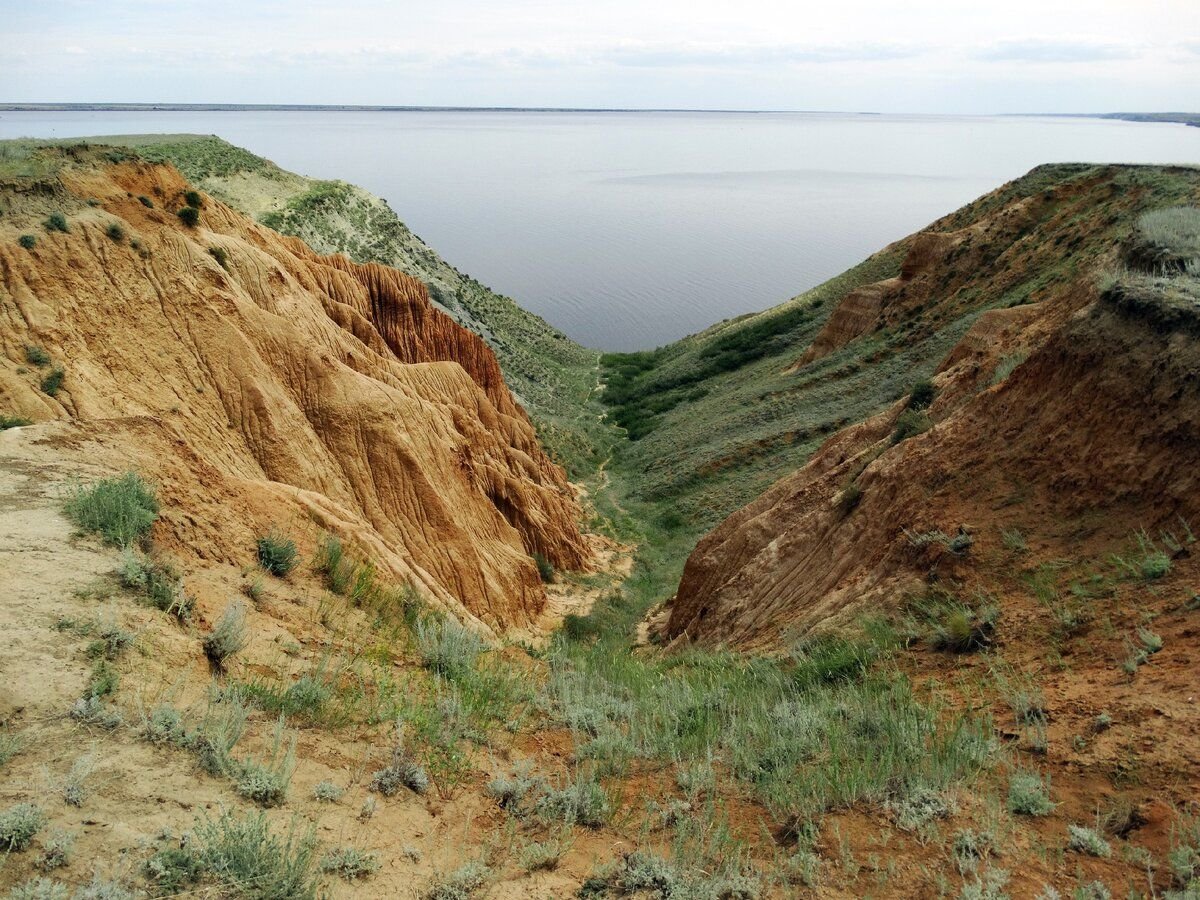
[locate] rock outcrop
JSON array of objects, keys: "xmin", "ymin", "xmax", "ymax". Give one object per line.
[{"xmin": 0, "ymin": 148, "xmax": 588, "ymax": 634}]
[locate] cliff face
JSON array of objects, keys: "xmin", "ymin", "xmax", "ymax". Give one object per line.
[
  {"xmin": 0, "ymin": 149, "xmax": 588, "ymax": 634},
  {"xmin": 666, "ymin": 167, "xmax": 1200, "ymax": 649}
]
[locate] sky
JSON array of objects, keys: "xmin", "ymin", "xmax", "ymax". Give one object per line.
[{"xmin": 2, "ymin": 0, "xmax": 1198, "ymax": 112}]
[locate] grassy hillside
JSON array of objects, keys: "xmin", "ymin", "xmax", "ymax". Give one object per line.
[
  {"xmin": 4, "ymin": 134, "xmax": 615, "ymax": 476},
  {"xmin": 601, "ymin": 163, "xmax": 1200, "ymax": 530}
]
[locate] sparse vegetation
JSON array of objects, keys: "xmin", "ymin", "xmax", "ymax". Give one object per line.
[
  {"xmin": 208, "ymin": 245, "xmax": 230, "ymax": 269},
  {"xmin": 18, "ymin": 234, "xmax": 37, "ymax": 249},
  {"xmin": 43, "ymin": 212, "xmax": 69, "ymax": 233},
  {"xmin": 256, "ymin": 528, "xmax": 298, "ymax": 576},
  {"xmin": 119, "ymin": 549, "xmax": 193, "ymax": 619},
  {"xmin": 65, "ymin": 472, "xmax": 158, "ymax": 547},
  {"xmin": 533, "ymin": 551, "xmax": 555, "ymax": 583},
  {"xmin": 907, "ymin": 379, "xmax": 936, "ymax": 410},
  {"xmin": 25, "ymin": 344, "xmax": 51, "ymax": 367},
  {"xmin": 105, "ymin": 222, "xmax": 125, "ymax": 242},
  {"xmin": 0, "ymin": 415, "xmax": 33, "ymax": 430},
  {"xmin": 203, "ymin": 601, "xmax": 250, "ymax": 669},
  {"xmin": 61, "ymin": 754, "xmax": 96, "ymax": 806}
]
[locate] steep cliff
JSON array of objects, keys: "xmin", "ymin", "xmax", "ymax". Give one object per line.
[{"xmin": 0, "ymin": 145, "xmax": 588, "ymax": 633}]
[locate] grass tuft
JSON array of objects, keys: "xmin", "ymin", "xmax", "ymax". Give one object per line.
[
  {"xmin": 203, "ymin": 601, "xmax": 250, "ymax": 669},
  {"xmin": 65, "ymin": 473, "xmax": 158, "ymax": 547},
  {"xmin": 256, "ymin": 528, "xmax": 298, "ymax": 577}
]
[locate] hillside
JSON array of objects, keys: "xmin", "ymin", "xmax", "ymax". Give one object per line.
[{"xmin": 601, "ymin": 164, "xmax": 1200, "ymax": 530}]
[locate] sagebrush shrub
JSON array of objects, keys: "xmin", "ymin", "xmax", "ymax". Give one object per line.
[
  {"xmin": 177, "ymin": 206, "xmax": 200, "ymax": 227},
  {"xmin": 1008, "ymin": 771, "xmax": 1054, "ymax": 816},
  {"xmin": 1067, "ymin": 824, "xmax": 1111, "ymax": 858},
  {"xmin": 203, "ymin": 601, "xmax": 250, "ymax": 668},
  {"xmin": 0, "ymin": 802, "xmax": 46, "ymax": 851}
]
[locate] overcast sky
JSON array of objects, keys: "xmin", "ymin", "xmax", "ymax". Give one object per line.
[{"xmin": 3, "ymin": 0, "xmax": 1198, "ymax": 112}]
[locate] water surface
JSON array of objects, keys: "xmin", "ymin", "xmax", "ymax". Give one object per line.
[{"xmin": 2, "ymin": 110, "xmax": 1196, "ymax": 349}]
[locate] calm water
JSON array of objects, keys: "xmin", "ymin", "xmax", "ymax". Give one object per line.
[{"xmin": 2, "ymin": 110, "xmax": 1197, "ymax": 350}]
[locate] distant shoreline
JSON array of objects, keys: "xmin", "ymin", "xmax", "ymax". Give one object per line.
[{"xmin": 0, "ymin": 104, "xmax": 1196, "ymax": 124}]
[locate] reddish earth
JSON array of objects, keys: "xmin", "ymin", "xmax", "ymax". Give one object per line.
[{"xmin": 0, "ymin": 149, "xmax": 588, "ymax": 634}]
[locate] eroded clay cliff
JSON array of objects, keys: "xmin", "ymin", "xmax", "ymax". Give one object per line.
[{"xmin": 0, "ymin": 148, "xmax": 588, "ymax": 634}]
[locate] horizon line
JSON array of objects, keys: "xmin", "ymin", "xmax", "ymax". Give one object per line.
[{"xmin": 1, "ymin": 102, "xmax": 1197, "ymax": 118}]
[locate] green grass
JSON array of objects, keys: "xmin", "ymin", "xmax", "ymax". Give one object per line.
[
  {"xmin": 64, "ymin": 472, "xmax": 158, "ymax": 547},
  {"xmin": 256, "ymin": 528, "xmax": 298, "ymax": 576}
]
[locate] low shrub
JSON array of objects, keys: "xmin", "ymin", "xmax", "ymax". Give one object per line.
[
  {"xmin": 416, "ymin": 616, "xmax": 484, "ymax": 681},
  {"xmin": 370, "ymin": 724, "xmax": 430, "ymax": 796},
  {"xmin": 18, "ymin": 234, "xmax": 37, "ymax": 250},
  {"xmin": 837, "ymin": 483, "xmax": 863, "ymax": 515},
  {"xmin": 138, "ymin": 195, "xmax": 154, "ymax": 208},
  {"xmin": 61, "ymin": 754, "xmax": 96, "ymax": 807},
  {"xmin": 36, "ymin": 830, "xmax": 75, "ymax": 870},
  {"xmin": 907, "ymin": 379, "xmax": 936, "ymax": 410},
  {"xmin": 177, "ymin": 206, "xmax": 200, "ymax": 227},
  {"xmin": 533, "ymin": 552, "xmax": 555, "ymax": 583},
  {"xmin": 184, "ymin": 190, "xmax": 204, "ymax": 208},
  {"xmin": 70, "ymin": 696, "xmax": 123, "ymax": 729},
  {"xmin": 6, "ymin": 877, "xmax": 69, "ymax": 899},
  {"xmin": 0, "ymin": 415, "xmax": 33, "ymax": 430},
  {"xmin": 43, "ymin": 212, "xmax": 68, "ymax": 233},
  {"xmin": 257, "ymin": 528, "xmax": 298, "ymax": 576},
  {"xmin": 87, "ymin": 659, "xmax": 119, "ymax": 699},
  {"xmin": 105, "ymin": 223, "xmax": 125, "ymax": 243},
  {"xmin": 39, "ymin": 367, "xmax": 64, "ymax": 397},
  {"xmin": 203, "ymin": 601, "xmax": 250, "ymax": 669},
  {"xmin": 312, "ymin": 779, "xmax": 343, "ymax": 802},
  {"xmin": 208, "ymin": 246, "xmax": 230, "ymax": 269},
  {"xmin": 320, "ymin": 847, "xmax": 381, "ymax": 881},
  {"xmin": 233, "ymin": 717, "xmax": 296, "ymax": 807},
  {"xmin": 535, "ymin": 769, "xmax": 609, "ymax": 828},
  {"xmin": 1008, "ymin": 770, "xmax": 1055, "ymax": 816},
  {"xmin": 194, "ymin": 809, "xmax": 320, "ymax": 899},
  {"xmin": 24, "ymin": 344, "xmax": 50, "ymax": 366},
  {"xmin": 65, "ymin": 472, "xmax": 158, "ymax": 547},
  {"xmin": 421, "ymin": 860, "xmax": 490, "ymax": 900},
  {"xmin": 1067, "ymin": 824, "xmax": 1111, "ymax": 858},
  {"xmin": 0, "ymin": 802, "xmax": 46, "ymax": 851},
  {"xmin": 891, "ymin": 409, "xmax": 930, "ymax": 444},
  {"xmin": 119, "ymin": 549, "xmax": 193, "ymax": 619}
]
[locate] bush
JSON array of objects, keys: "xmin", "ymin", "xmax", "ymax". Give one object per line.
[
  {"xmin": 929, "ymin": 600, "xmax": 998, "ymax": 653},
  {"xmin": 119, "ymin": 549, "xmax": 193, "ymax": 619},
  {"xmin": 36, "ymin": 829, "xmax": 75, "ymax": 870},
  {"xmin": 416, "ymin": 616, "xmax": 484, "ymax": 681},
  {"xmin": 73, "ymin": 875, "xmax": 138, "ymax": 900},
  {"xmin": 24, "ymin": 344, "xmax": 50, "ymax": 366},
  {"xmin": 312, "ymin": 779, "xmax": 343, "ymax": 802},
  {"xmin": 62, "ymin": 754, "xmax": 96, "ymax": 806},
  {"xmin": 208, "ymin": 246, "xmax": 229, "ymax": 269},
  {"xmin": 422, "ymin": 860, "xmax": 490, "ymax": 900},
  {"xmin": 1008, "ymin": 771, "xmax": 1054, "ymax": 816},
  {"xmin": 177, "ymin": 206, "xmax": 200, "ymax": 227},
  {"xmin": 320, "ymin": 847, "xmax": 380, "ymax": 880},
  {"xmin": 18, "ymin": 234, "xmax": 37, "ymax": 250},
  {"xmin": 87, "ymin": 659, "xmax": 119, "ymax": 699},
  {"xmin": 562, "ymin": 613, "xmax": 602, "ymax": 642},
  {"xmin": 105, "ymin": 223, "xmax": 125, "ymax": 243},
  {"xmin": 193, "ymin": 809, "xmax": 320, "ymax": 900},
  {"xmin": 256, "ymin": 529, "xmax": 298, "ymax": 576},
  {"xmin": 184, "ymin": 190, "xmax": 204, "ymax": 209},
  {"xmin": 837, "ymin": 483, "xmax": 863, "ymax": 515},
  {"xmin": 39, "ymin": 367, "xmax": 64, "ymax": 397},
  {"xmin": 533, "ymin": 552, "xmax": 555, "ymax": 583},
  {"xmin": 891, "ymin": 409, "xmax": 930, "ymax": 444},
  {"xmin": 203, "ymin": 601, "xmax": 250, "ymax": 669},
  {"xmin": 43, "ymin": 213, "xmax": 68, "ymax": 233},
  {"xmin": 145, "ymin": 846, "xmax": 204, "ymax": 894},
  {"xmin": 370, "ymin": 725, "xmax": 430, "ymax": 797},
  {"xmin": 1067, "ymin": 824, "xmax": 1112, "ymax": 858},
  {"xmin": 0, "ymin": 802, "xmax": 46, "ymax": 850},
  {"xmin": 535, "ymin": 769, "xmax": 609, "ymax": 828},
  {"xmin": 907, "ymin": 379, "xmax": 936, "ymax": 410},
  {"xmin": 70, "ymin": 696, "xmax": 123, "ymax": 729},
  {"xmin": 233, "ymin": 717, "xmax": 296, "ymax": 807},
  {"xmin": 64, "ymin": 472, "xmax": 158, "ymax": 547},
  {"xmin": 138, "ymin": 195, "xmax": 154, "ymax": 208}
]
